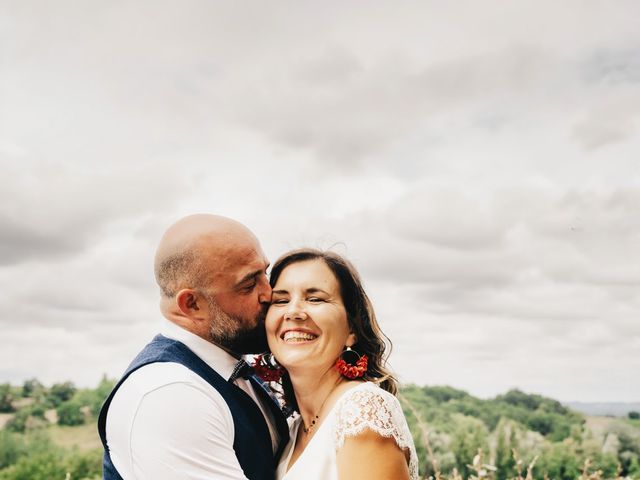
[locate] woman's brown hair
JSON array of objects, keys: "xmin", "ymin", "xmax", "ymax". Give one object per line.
[{"xmin": 269, "ymin": 248, "xmax": 398, "ymax": 411}]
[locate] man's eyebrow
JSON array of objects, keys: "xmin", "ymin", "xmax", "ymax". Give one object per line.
[{"xmin": 236, "ymin": 268, "xmax": 266, "ymax": 287}]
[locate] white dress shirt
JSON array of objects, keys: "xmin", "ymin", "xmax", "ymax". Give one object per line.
[{"xmin": 105, "ymin": 319, "xmax": 278, "ymax": 480}]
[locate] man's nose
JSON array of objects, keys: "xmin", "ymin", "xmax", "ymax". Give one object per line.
[{"xmin": 258, "ymin": 277, "xmax": 272, "ymax": 304}]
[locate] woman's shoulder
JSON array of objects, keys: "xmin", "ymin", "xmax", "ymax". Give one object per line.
[
  {"xmin": 334, "ymin": 381, "xmax": 398, "ymax": 411},
  {"xmin": 331, "ymin": 382, "xmax": 419, "ymax": 478},
  {"xmin": 332, "ymin": 381, "xmax": 407, "ymax": 444}
]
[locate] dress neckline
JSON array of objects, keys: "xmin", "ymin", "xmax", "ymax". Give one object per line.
[{"xmin": 283, "ymin": 381, "xmax": 376, "ymax": 475}]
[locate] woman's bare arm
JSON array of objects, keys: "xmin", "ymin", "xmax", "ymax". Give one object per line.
[{"xmin": 336, "ymin": 428, "xmax": 411, "ymax": 480}]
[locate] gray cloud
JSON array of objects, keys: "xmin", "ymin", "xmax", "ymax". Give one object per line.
[
  {"xmin": 571, "ymin": 90, "xmax": 640, "ymax": 150},
  {"xmin": 0, "ymin": 214, "xmax": 81, "ymax": 265},
  {"xmin": 583, "ymin": 48, "xmax": 640, "ymax": 86},
  {"xmin": 259, "ymin": 184, "xmax": 640, "ymax": 369},
  {"xmin": 227, "ymin": 43, "xmax": 635, "ymax": 167},
  {"xmin": 0, "ymin": 159, "xmax": 186, "ymax": 265},
  {"xmin": 1, "ymin": 0, "xmax": 639, "ymax": 401}
]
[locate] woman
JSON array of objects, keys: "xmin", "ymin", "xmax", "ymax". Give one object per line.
[{"xmin": 264, "ymin": 249, "xmax": 419, "ymax": 480}]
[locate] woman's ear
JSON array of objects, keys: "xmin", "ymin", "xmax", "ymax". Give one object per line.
[{"xmin": 346, "ymin": 332, "xmax": 357, "ymax": 348}]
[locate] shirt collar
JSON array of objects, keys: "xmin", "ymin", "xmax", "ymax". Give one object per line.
[{"xmin": 160, "ymin": 318, "xmax": 239, "ymax": 381}]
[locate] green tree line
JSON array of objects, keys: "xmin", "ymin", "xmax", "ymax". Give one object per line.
[
  {"xmin": 1, "ymin": 379, "xmax": 639, "ymax": 480},
  {"xmin": 400, "ymin": 385, "xmax": 640, "ymax": 480},
  {"xmin": 0, "ymin": 376, "xmax": 114, "ymax": 480}
]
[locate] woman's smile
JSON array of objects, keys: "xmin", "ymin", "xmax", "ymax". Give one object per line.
[
  {"xmin": 266, "ymin": 259, "xmax": 355, "ymax": 371},
  {"xmin": 281, "ymin": 328, "xmax": 319, "ymax": 343}
]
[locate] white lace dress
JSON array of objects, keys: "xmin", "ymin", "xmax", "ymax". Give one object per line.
[{"xmin": 276, "ymin": 382, "xmax": 419, "ymax": 480}]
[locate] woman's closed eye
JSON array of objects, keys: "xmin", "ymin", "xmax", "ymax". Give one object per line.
[{"xmin": 271, "ymin": 298, "xmax": 289, "ymax": 305}]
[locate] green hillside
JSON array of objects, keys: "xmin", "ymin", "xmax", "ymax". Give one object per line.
[
  {"xmin": 1, "ymin": 380, "xmax": 639, "ymax": 480},
  {"xmin": 400, "ymin": 385, "xmax": 640, "ymax": 480}
]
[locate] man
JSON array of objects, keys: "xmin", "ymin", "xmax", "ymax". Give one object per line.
[{"xmin": 98, "ymin": 214, "xmax": 289, "ymax": 480}]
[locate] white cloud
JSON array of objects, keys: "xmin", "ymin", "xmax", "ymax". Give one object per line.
[{"xmin": 1, "ymin": 0, "xmax": 639, "ymax": 401}]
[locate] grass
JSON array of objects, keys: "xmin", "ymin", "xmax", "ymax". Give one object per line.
[
  {"xmin": 626, "ymin": 418, "xmax": 640, "ymax": 429},
  {"xmin": 48, "ymin": 422, "xmax": 102, "ymax": 451},
  {"xmin": 0, "ymin": 413, "xmax": 12, "ymax": 429}
]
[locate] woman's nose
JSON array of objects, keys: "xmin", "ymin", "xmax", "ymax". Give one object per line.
[{"xmin": 284, "ymin": 299, "xmax": 306, "ymax": 321}]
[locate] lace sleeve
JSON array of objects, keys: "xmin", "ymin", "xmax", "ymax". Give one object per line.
[{"xmin": 332, "ymin": 384, "xmax": 419, "ymax": 479}]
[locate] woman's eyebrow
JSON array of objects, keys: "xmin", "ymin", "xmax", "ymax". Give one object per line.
[
  {"xmin": 305, "ymin": 287, "xmax": 330, "ymax": 295},
  {"xmin": 272, "ymin": 287, "xmax": 330, "ymax": 295}
]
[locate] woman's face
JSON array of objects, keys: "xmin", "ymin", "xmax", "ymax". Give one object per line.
[{"xmin": 266, "ymin": 259, "xmax": 356, "ymax": 373}]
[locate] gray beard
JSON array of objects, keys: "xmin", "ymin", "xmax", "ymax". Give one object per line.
[{"xmin": 206, "ymin": 297, "xmax": 268, "ymax": 355}]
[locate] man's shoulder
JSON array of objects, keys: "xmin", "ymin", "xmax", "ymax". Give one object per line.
[
  {"xmin": 105, "ymin": 363, "xmax": 239, "ymax": 479},
  {"xmin": 112, "ymin": 362, "xmax": 227, "ymax": 407},
  {"xmin": 106, "ymin": 362, "xmax": 234, "ymax": 437}
]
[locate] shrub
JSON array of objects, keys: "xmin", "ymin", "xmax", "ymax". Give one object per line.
[
  {"xmin": 0, "ymin": 432, "xmax": 101, "ymax": 480},
  {"xmin": 57, "ymin": 400, "xmax": 85, "ymax": 426},
  {"xmin": 90, "ymin": 376, "xmax": 115, "ymax": 417},
  {"xmin": 535, "ymin": 441, "xmax": 582, "ymax": 480},
  {"xmin": 422, "ymin": 385, "xmax": 471, "ymax": 403},
  {"xmin": 65, "ymin": 448, "xmax": 102, "ymax": 480},
  {"xmin": 46, "ymin": 382, "xmax": 76, "ymax": 408},
  {"xmin": 0, "ymin": 450, "xmax": 67, "ymax": 480},
  {"xmin": 4, "ymin": 404, "xmax": 47, "ymax": 433},
  {"xmin": 451, "ymin": 417, "xmax": 490, "ymax": 476},
  {"xmin": 0, "ymin": 432, "xmax": 56, "ymax": 479},
  {"xmin": 0, "ymin": 384, "xmax": 15, "ymax": 413},
  {"xmin": 0, "ymin": 431, "xmax": 26, "ymax": 469},
  {"xmin": 495, "ymin": 420, "xmax": 517, "ymax": 480},
  {"xmin": 20, "ymin": 379, "xmax": 44, "ymax": 399}
]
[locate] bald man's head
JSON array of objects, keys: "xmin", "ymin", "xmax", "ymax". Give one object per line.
[
  {"xmin": 154, "ymin": 214, "xmax": 272, "ymax": 353},
  {"xmin": 154, "ymin": 214, "xmax": 258, "ymax": 297}
]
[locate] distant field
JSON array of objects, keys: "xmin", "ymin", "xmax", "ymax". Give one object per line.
[
  {"xmin": 49, "ymin": 422, "xmax": 102, "ymax": 451},
  {"xmin": 567, "ymin": 401, "xmax": 640, "ymax": 417},
  {"xmin": 585, "ymin": 415, "xmax": 618, "ymax": 439},
  {"xmin": 579, "ymin": 415, "xmax": 640, "ymax": 444}
]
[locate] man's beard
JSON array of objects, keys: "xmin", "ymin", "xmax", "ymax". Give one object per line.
[{"xmin": 205, "ymin": 296, "xmax": 268, "ymax": 355}]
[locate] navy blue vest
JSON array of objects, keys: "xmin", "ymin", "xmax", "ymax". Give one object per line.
[{"xmin": 97, "ymin": 335, "xmax": 289, "ymax": 480}]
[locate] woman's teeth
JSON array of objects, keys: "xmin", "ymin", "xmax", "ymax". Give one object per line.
[{"xmin": 283, "ymin": 331, "xmax": 317, "ymax": 343}]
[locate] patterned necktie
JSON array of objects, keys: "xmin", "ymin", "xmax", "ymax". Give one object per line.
[{"xmin": 228, "ymin": 359, "xmax": 254, "ymax": 383}]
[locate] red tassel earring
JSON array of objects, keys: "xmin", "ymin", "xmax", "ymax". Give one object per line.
[{"xmin": 335, "ymin": 346, "xmax": 368, "ymax": 379}]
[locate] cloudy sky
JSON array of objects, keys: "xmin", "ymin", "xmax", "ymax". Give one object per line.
[{"xmin": 1, "ymin": 0, "xmax": 639, "ymax": 402}]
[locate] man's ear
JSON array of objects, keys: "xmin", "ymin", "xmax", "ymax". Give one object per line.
[
  {"xmin": 176, "ymin": 289, "xmax": 202, "ymax": 317},
  {"xmin": 345, "ymin": 332, "xmax": 357, "ymax": 348}
]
